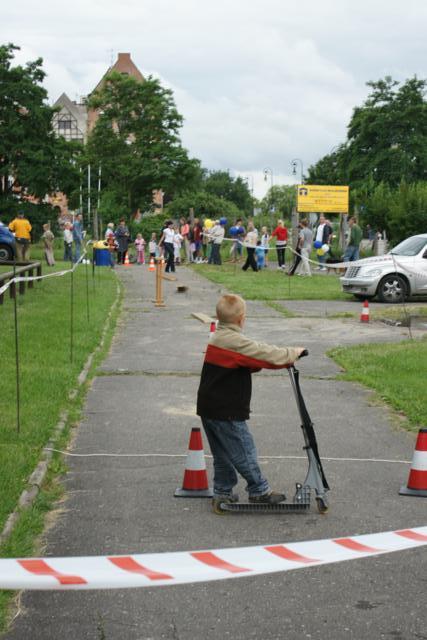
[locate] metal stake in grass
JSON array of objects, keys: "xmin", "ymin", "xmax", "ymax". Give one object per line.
[
  {"xmin": 70, "ymin": 259, "xmax": 74, "ymax": 363},
  {"xmin": 13, "ymin": 253, "xmax": 20, "ymax": 434},
  {"xmin": 85, "ymin": 254, "xmax": 90, "ymax": 322}
]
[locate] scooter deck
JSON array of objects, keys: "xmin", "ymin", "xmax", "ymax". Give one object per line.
[{"xmin": 219, "ymin": 501, "xmax": 310, "ymax": 513}]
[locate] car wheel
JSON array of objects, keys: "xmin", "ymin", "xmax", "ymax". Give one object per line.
[
  {"xmin": 0, "ymin": 244, "xmax": 13, "ymax": 262},
  {"xmin": 377, "ymin": 274, "xmax": 407, "ymax": 303}
]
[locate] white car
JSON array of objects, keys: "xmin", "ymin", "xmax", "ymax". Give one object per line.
[{"xmin": 340, "ymin": 234, "xmax": 427, "ymax": 303}]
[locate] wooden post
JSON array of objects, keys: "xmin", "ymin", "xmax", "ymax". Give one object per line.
[
  {"xmin": 28, "ymin": 268, "xmax": 34, "ymax": 289},
  {"xmin": 154, "ymin": 257, "xmax": 166, "ymax": 307}
]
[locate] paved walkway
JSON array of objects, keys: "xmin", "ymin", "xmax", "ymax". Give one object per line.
[{"xmin": 4, "ymin": 265, "xmax": 426, "ymax": 640}]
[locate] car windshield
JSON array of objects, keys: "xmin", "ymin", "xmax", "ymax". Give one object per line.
[{"xmin": 390, "ymin": 236, "xmax": 427, "ymax": 256}]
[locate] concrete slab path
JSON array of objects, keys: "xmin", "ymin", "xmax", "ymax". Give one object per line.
[{"xmin": 4, "ymin": 265, "xmax": 426, "ymax": 640}]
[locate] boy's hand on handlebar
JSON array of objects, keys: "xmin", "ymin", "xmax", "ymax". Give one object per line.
[{"xmin": 296, "ymin": 348, "xmax": 308, "ymax": 359}]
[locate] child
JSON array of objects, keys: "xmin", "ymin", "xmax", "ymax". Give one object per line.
[
  {"xmin": 260, "ymin": 226, "xmax": 270, "ymax": 266},
  {"xmin": 173, "ymin": 225, "xmax": 183, "ymax": 264},
  {"xmin": 134, "ymin": 233, "xmax": 146, "ymax": 265},
  {"xmin": 197, "ymin": 294, "xmax": 305, "ymax": 509},
  {"xmin": 148, "ymin": 233, "xmax": 158, "ymax": 259},
  {"xmin": 255, "ymin": 240, "xmax": 265, "ymax": 269},
  {"xmin": 42, "ymin": 223, "xmax": 55, "ymax": 266}
]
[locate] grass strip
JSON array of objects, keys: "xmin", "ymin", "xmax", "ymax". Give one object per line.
[
  {"xmin": 0, "ymin": 262, "xmax": 117, "ymax": 531},
  {"xmin": 329, "ymin": 337, "xmax": 427, "ymax": 430},
  {"xmin": 191, "ymin": 263, "xmax": 348, "ymax": 301},
  {"xmin": 0, "ymin": 261, "xmax": 121, "ymax": 632}
]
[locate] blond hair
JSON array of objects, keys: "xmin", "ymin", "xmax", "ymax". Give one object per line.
[{"xmin": 216, "ymin": 294, "xmax": 246, "ymax": 324}]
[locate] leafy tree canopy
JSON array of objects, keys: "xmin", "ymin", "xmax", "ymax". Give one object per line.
[
  {"xmin": 202, "ymin": 170, "xmax": 253, "ymax": 213},
  {"xmin": 307, "ymin": 76, "xmax": 427, "ymax": 189},
  {"xmin": 165, "ymin": 190, "xmax": 242, "ymax": 222},
  {"xmin": 86, "ymin": 72, "xmax": 200, "ymax": 215},
  {"xmin": 0, "ymin": 43, "xmax": 81, "ymax": 214}
]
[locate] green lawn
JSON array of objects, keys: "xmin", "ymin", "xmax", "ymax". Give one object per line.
[
  {"xmin": 0, "ymin": 262, "xmax": 118, "ymax": 532},
  {"xmin": 329, "ymin": 338, "xmax": 427, "ymax": 430},
  {"xmin": 191, "ymin": 262, "xmax": 348, "ymax": 300}
]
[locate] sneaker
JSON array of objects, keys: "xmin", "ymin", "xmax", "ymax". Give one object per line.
[
  {"xmin": 213, "ymin": 492, "xmax": 239, "ymax": 503},
  {"xmin": 248, "ymin": 490, "xmax": 286, "ymax": 504}
]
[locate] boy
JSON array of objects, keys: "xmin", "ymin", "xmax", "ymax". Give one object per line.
[{"xmin": 197, "ymin": 294, "xmax": 305, "ymax": 509}]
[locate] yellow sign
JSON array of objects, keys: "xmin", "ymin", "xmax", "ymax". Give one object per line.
[{"xmin": 297, "ymin": 185, "xmax": 349, "ymax": 214}]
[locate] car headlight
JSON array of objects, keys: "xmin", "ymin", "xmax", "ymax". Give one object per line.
[{"xmin": 361, "ymin": 268, "xmax": 383, "ymax": 277}]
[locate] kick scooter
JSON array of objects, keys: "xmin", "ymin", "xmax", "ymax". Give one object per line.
[{"xmin": 214, "ymin": 350, "xmax": 330, "ymax": 515}]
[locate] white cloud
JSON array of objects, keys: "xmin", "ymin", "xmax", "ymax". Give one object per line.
[{"xmin": 2, "ymin": 0, "xmax": 426, "ymax": 198}]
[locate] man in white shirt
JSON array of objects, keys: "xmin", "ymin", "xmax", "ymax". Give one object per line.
[{"xmin": 208, "ymin": 220, "xmax": 225, "ymax": 265}]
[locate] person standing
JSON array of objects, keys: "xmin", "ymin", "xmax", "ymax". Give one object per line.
[
  {"xmin": 314, "ymin": 215, "xmax": 332, "ymax": 271},
  {"xmin": 148, "ymin": 233, "xmax": 158, "ymax": 260},
  {"xmin": 260, "ymin": 226, "xmax": 270, "ymax": 267},
  {"xmin": 9, "ymin": 212, "xmax": 32, "ymax": 262},
  {"xmin": 192, "ymin": 218, "xmax": 203, "ymax": 262},
  {"xmin": 41, "ymin": 223, "xmax": 55, "ymax": 266},
  {"xmin": 287, "ymin": 222, "xmax": 303, "ymax": 276},
  {"xmin": 159, "ymin": 220, "xmax": 176, "ymax": 273},
  {"xmin": 344, "ymin": 217, "xmax": 363, "ymax": 262},
  {"xmin": 63, "ymin": 222, "xmax": 73, "ymax": 262},
  {"xmin": 208, "ymin": 219, "xmax": 225, "ymax": 265},
  {"xmin": 134, "ymin": 233, "xmax": 146, "ymax": 265},
  {"xmin": 173, "ymin": 225, "xmax": 183, "ymax": 265},
  {"xmin": 105, "ymin": 222, "xmax": 116, "ymax": 268},
  {"xmin": 72, "ymin": 213, "xmax": 83, "ymax": 263},
  {"xmin": 179, "ymin": 217, "xmax": 191, "ymax": 263},
  {"xmin": 242, "ymin": 222, "xmax": 258, "ymax": 272},
  {"xmin": 271, "ymin": 219, "xmax": 288, "ymax": 269},
  {"xmin": 115, "ymin": 219, "xmax": 130, "ymax": 264},
  {"xmin": 298, "ymin": 219, "xmax": 313, "ymax": 276}
]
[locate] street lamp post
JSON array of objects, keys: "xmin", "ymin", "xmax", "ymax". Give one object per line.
[
  {"xmin": 243, "ymin": 175, "xmax": 255, "ymax": 216},
  {"xmin": 263, "ymin": 167, "xmax": 274, "ymax": 189},
  {"xmin": 291, "ymin": 158, "xmax": 304, "ymax": 184},
  {"xmin": 264, "ymin": 167, "xmax": 274, "ymax": 220}
]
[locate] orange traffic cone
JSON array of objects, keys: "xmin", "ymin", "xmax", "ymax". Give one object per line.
[
  {"xmin": 360, "ymin": 299, "xmax": 369, "ymax": 323},
  {"xmin": 124, "ymin": 252, "xmax": 131, "ymax": 267},
  {"xmin": 149, "ymin": 257, "xmax": 155, "ymax": 272},
  {"xmin": 174, "ymin": 427, "xmax": 213, "ymax": 498},
  {"xmin": 400, "ymin": 429, "xmax": 427, "ymax": 497}
]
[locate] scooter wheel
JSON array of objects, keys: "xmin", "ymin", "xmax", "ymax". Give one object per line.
[
  {"xmin": 316, "ymin": 497, "xmax": 329, "ymax": 514},
  {"xmin": 212, "ymin": 499, "xmax": 228, "ymax": 515}
]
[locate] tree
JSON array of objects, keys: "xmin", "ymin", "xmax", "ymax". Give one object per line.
[
  {"xmin": 260, "ymin": 185, "xmax": 296, "ymax": 220},
  {"xmin": 86, "ymin": 72, "xmax": 200, "ymax": 214},
  {"xmin": 203, "ymin": 170, "xmax": 253, "ymax": 213},
  {"xmin": 0, "ymin": 43, "xmax": 81, "ymax": 216},
  {"xmin": 307, "ymin": 76, "xmax": 427, "ymax": 188},
  {"xmin": 165, "ymin": 190, "xmax": 242, "ymax": 222}
]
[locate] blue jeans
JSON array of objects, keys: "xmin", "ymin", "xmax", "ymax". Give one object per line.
[
  {"xmin": 74, "ymin": 241, "xmax": 81, "ymax": 263},
  {"xmin": 201, "ymin": 418, "xmax": 270, "ymax": 498},
  {"xmin": 344, "ymin": 245, "xmax": 359, "ymax": 262}
]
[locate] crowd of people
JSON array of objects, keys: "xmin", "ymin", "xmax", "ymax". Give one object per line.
[{"xmin": 4, "ymin": 210, "xmax": 369, "ymax": 273}]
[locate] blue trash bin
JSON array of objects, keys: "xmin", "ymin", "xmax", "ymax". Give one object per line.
[{"xmin": 94, "ymin": 248, "xmax": 111, "ymax": 266}]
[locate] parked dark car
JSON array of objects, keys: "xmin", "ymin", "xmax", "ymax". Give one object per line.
[{"xmin": 0, "ymin": 222, "xmax": 16, "ymax": 261}]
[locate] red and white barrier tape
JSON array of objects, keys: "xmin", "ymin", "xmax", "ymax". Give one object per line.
[
  {"xmin": 0, "ymin": 243, "xmax": 93, "ymax": 297},
  {"xmin": 1, "ymin": 526, "xmax": 426, "ymax": 590}
]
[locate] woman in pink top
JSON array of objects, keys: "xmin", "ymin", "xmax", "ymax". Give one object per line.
[{"xmin": 271, "ymin": 219, "xmax": 288, "ymax": 269}]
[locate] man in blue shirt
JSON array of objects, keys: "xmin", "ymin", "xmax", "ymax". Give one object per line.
[{"xmin": 72, "ymin": 214, "xmax": 84, "ymax": 263}]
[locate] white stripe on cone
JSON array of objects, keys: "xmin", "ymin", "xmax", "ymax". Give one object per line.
[
  {"xmin": 411, "ymin": 450, "xmax": 427, "ymax": 471},
  {"xmin": 0, "ymin": 526, "xmax": 426, "ymax": 590},
  {"xmin": 184, "ymin": 449, "xmax": 208, "ymax": 471}
]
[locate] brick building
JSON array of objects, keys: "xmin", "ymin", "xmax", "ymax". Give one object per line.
[{"xmin": 53, "ymin": 53, "xmax": 163, "ymax": 215}]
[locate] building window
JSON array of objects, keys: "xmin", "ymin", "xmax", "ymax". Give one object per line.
[{"xmin": 58, "ymin": 120, "xmax": 72, "ymax": 130}]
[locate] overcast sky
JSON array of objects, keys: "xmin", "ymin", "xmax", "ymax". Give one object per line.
[{"xmin": 2, "ymin": 0, "xmax": 426, "ymax": 198}]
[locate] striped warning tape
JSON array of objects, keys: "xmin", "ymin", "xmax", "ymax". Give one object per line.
[
  {"xmin": 0, "ymin": 242, "xmax": 93, "ymax": 297},
  {"xmin": 1, "ymin": 526, "xmax": 426, "ymax": 590}
]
